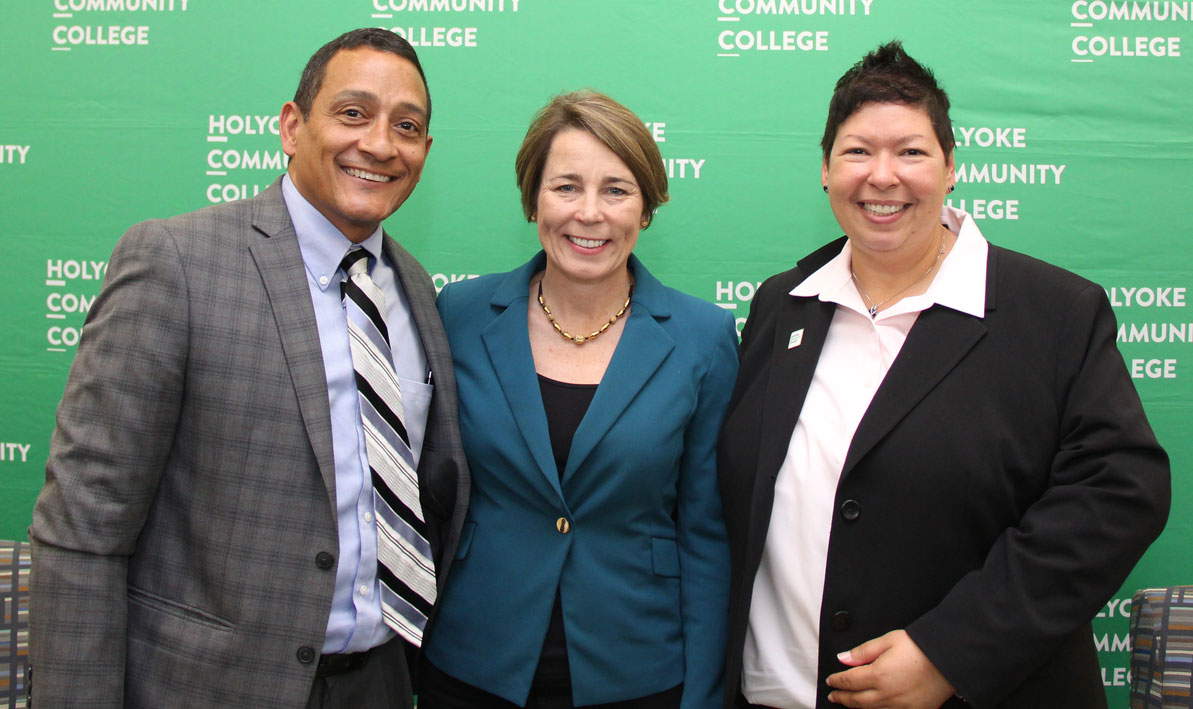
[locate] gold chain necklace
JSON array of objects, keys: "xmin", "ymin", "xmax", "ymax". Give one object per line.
[
  {"xmin": 537, "ymin": 279, "xmax": 633, "ymax": 344},
  {"xmin": 851, "ymin": 228, "xmax": 947, "ymax": 318}
]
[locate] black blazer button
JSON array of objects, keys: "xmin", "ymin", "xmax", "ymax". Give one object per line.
[
  {"xmin": 315, "ymin": 551, "xmax": 335, "ymax": 569},
  {"xmin": 831, "ymin": 610, "xmax": 852, "ymax": 632},
  {"xmin": 840, "ymin": 499, "xmax": 861, "ymax": 521},
  {"xmin": 297, "ymin": 645, "xmax": 316, "ymax": 664}
]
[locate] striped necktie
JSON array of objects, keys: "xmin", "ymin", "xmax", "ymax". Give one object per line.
[{"xmin": 340, "ymin": 248, "xmax": 436, "ymax": 646}]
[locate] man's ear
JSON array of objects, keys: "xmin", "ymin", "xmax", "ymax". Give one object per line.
[{"xmin": 280, "ymin": 101, "xmax": 302, "ymax": 158}]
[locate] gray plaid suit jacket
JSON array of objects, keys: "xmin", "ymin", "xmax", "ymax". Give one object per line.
[{"xmin": 28, "ymin": 179, "xmax": 470, "ymax": 708}]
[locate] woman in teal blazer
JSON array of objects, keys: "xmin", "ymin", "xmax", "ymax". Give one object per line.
[{"xmin": 420, "ymin": 91, "xmax": 737, "ymax": 709}]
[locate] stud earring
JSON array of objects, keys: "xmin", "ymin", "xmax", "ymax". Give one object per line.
[
  {"xmin": 639, "ymin": 218, "xmax": 649, "ymax": 228},
  {"xmin": 947, "ymin": 185, "xmax": 955, "ymax": 193},
  {"xmin": 822, "ymin": 185, "xmax": 829, "ymax": 193}
]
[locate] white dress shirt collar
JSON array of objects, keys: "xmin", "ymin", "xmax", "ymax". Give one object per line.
[
  {"xmin": 790, "ymin": 205, "xmax": 989, "ymax": 319},
  {"xmin": 282, "ymin": 174, "xmax": 385, "ymax": 290}
]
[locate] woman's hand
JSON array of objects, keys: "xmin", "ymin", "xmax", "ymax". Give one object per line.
[{"xmin": 825, "ymin": 630, "xmax": 956, "ymax": 708}]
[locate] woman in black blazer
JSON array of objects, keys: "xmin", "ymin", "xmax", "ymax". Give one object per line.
[{"xmin": 717, "ymin": 41, "xmax": 1170, "ymax": 709}]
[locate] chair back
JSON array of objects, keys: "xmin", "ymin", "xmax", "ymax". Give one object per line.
[
  {"xmin": 0, "ymin": 541, "xmax": 30, "ymax": 709},
  {"xmin": 1130, "ymin": 585, "xmax": 1193, "ymax": 708}
]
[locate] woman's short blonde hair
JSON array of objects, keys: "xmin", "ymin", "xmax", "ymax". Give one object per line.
[{"xmin": 514, "ymin": 90, "xmax": 669, "ymax": 228}]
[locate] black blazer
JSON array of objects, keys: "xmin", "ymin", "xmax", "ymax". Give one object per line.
[{"xmin": 718, "ymin": 239, "xmax": 1170, "ymax": 708}]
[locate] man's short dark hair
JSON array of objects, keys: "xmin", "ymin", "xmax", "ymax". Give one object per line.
[
  {"xmin": 821, "ymin": 40, "xmax": 953, "ymax": 162},
  {"xmin": 293, "ymin": 28, "xmax": 431, "ymax": 127}
]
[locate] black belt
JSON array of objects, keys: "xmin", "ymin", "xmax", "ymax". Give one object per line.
[{"xmin": 315, "ymin": 648, "xmax": 372, "ymax": 677}]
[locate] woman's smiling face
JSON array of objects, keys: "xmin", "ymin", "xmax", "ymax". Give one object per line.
[
  {"xmin": 822, "ymin": 101, "xmax": 955, "ymax": 262},
  {"xmin": 536, "ymin": 128, "xmax": 643, "ymax": 286}
]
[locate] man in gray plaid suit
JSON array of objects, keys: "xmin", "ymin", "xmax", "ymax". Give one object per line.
[{"xmin": 29, "ymin": 28, "xmax": 469, "ymax": 708}]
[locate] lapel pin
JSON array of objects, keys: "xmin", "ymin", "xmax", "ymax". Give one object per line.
[{"xmin": 788, "ymin": 329, "xmax": 804, "ymax": 349}]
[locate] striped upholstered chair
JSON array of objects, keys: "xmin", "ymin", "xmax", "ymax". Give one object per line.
[
  {"xmin": 0, "ymin": 540, "xmax": 31, "ymax": 709},
  {"xmin": 1130, "ymin": 585, "xmax": 1193, "ymax": 708}
]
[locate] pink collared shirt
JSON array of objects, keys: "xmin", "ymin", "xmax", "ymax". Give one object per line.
[{"xmin": 742, "ymin": 207, "xmax": 988, "ymax": 708}]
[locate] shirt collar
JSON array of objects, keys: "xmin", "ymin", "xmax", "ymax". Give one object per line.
[
  {"xmin": 929, "ymin": 205, "xmax": 988, "ymax": 318},
  {"xmin": 790, "ymin": 205, "xmax": 989, "ymax": 319},
  {"xmin": 282, "ymin": 174, "xmax": 385, "ymax": 292}
]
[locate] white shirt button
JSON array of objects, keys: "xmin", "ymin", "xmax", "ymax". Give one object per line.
[
  {"xmin": 364, "ymin": 511, "xmax": 374, "ymax": 523},
  {"xmin": 358, "ymin": 584, "xmax": 369, "ymax": 597},
  {"xmin": 319, "ymin": 275, "xmax": 329, "ymax": 286}
]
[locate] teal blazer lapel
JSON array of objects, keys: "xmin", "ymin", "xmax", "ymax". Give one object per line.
[
  {"xmin": 247, "ymin": 181, "xmax": 336, "ymax": 503},
  {"xmin": 481, "ymin": 254, "xmax": 563, "ymax": 498},
  {"xmin": 564, "ymin": 256, "xmax": 675, "ymax": 483}
]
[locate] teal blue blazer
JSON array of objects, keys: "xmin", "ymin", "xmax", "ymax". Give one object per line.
[{"xmin": 425, "ymin": 252, "xmax": 737, "ymax": 707}]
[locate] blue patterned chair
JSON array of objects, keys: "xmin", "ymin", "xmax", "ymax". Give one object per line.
[
  {"xmin": 0, "ymin": 541, "xmax": 30, "ymax": 709},
  {"xmin": 1130, "ymin": 585, "xmax": 1193, "ymax": 708}
]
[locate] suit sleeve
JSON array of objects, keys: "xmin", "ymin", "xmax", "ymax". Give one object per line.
[
  {"xmin": 29, "ymin": 220, "xmax": 189, "ymax": 708},
  {"xmin": 678, "ymin": 309, "xmax": 740, "ymax": 708},
  {"xmin": 906, "ymin": 283, "xmax": 1171, "ymax": 707}
]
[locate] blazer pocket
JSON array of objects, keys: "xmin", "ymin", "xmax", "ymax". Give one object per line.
[
  {"xmin": 651, "ymin": 537, "xmax": 681, "ymax": 578},
  {"xmin": 127, "ymin": 586, "xmax": 234, "ymax": 631},
  {"xmin": 454, "ymin": 521, "xmax": 477, "ymax": 560},
  {"xmin": 126, "ymin": 586, "xmax": 235, "ymax": 701}
]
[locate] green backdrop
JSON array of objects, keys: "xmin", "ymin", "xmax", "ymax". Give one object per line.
[{"xmin": 3, "ymin": 1, "xmax": 1190, "ymax": 702}]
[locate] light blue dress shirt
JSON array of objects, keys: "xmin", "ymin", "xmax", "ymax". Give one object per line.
[{"xmin": 281, "ymin": 176, "xmax": 433, "ymax": 653}]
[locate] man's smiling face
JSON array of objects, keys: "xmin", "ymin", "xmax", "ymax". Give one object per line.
[{"xmin": 280, "ymin": 47, "xmax": 432, "ymax": 243}]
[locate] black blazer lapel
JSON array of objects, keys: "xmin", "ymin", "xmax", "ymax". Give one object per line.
[
  {"xmin": 755, "ymin": 296, "xmax": 836, "ymax": 483},
  {"xmin": 739, "ymin": 294, "xmax": 835, "ymax": 584},
  {"xmin": 842, "ymin": 248, "xmax": 1002, "ymax": 476},
  {"xmin": 843, "ymin": 304, "xmax": 988, "ymax": 476},
  {"xmin": 751, "ymin": 240, "xmax": 847, "ymax": 486}
]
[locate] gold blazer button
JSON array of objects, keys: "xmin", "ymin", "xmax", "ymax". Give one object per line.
[{"xmin": 556, "ymin": 517, "xmax": 571, "ymax": 534}]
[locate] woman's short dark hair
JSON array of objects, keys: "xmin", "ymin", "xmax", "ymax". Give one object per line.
[
  {"xmin": 293, "ymin": 28, "xmax": 431, "ymax": 127},
  {"xmin": 821, "ymin": 40, "xmax": 953, "ymax": 161},
  {"xmin": 515, "ymin": 90, "xmax": 669, "ymax": 228}
]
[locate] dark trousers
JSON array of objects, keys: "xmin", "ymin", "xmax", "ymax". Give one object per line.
[
  {"xmin": 419, "ymin": 658, "xmax": 682, "ymax": 708},
  {"xmin": 306, "ymin": 637, "xmax": 414, "ymax": 709}
]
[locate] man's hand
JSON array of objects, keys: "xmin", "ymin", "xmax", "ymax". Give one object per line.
[{"xmin": 825, "ymin": 629, "xmax": 956, "ymax": 708}]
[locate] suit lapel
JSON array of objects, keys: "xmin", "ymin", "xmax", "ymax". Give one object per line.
[
  {"xmin": 748, "ymin": 240, "xmax": 847, "ymax": 475},
  {"xmin": 247, "ymin": 183, "xmax": 337, "ymax": 499},
  {"xmin": 842, "ymin": 304, "xmax": 987, "ymax": 475},
  {"xmin": 564, "ymin": 257, "xmax": 673, "ymax": 483},
  {"xmin": 740, "ymin": 244, "xmax": 844, "ymax": 571},
  {"xmin": 383, "ymin": 237, "xmax": 450, "ymax": 388},
  {"xmin": 481, "ymin": 263, "xmax": 562, "ymax": 497},
  {"xmin": 755, "ymin": 278, "xmax": 837, "ymax": 484},
  {"xmin": 564, "ymin": 294, "xmax": 674, "ymax": 484}
]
